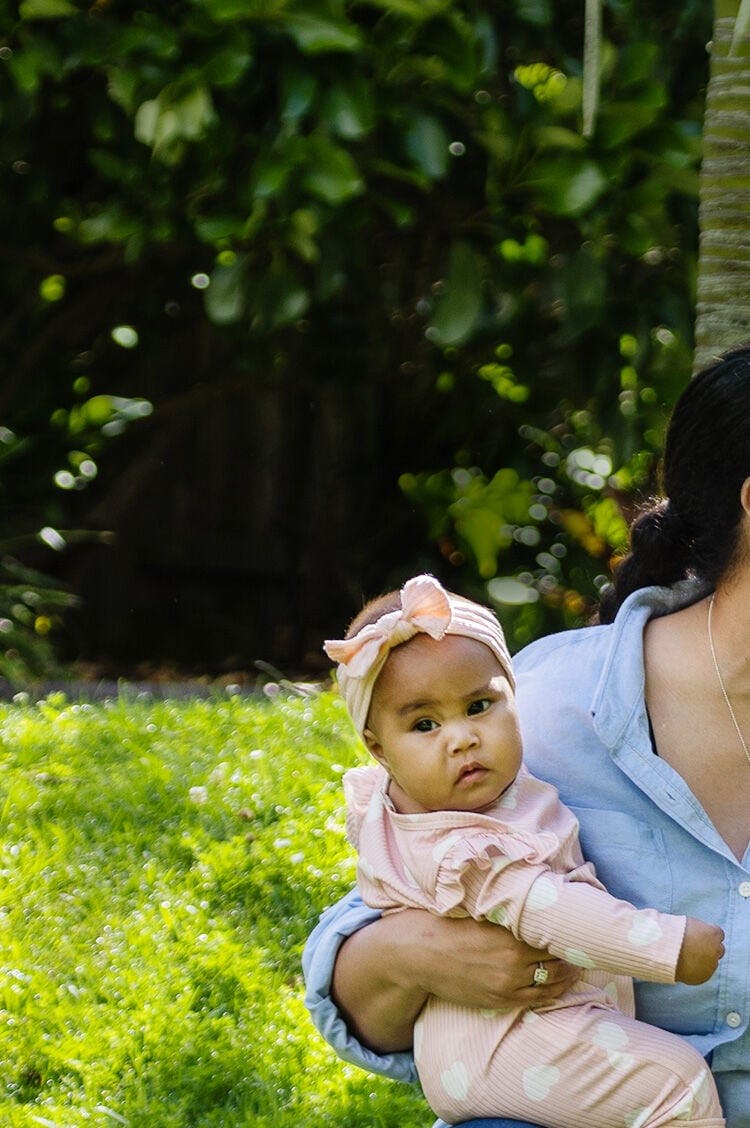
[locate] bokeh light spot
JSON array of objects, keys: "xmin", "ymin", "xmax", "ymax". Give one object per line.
[{"xmin": 111, "ymin": 325, "xmax": 139, "ymax": 349}]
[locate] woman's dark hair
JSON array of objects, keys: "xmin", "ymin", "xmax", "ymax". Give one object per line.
[{"xmin": 599, "ymin": 344, "xmax": 750, "ymax": 623}]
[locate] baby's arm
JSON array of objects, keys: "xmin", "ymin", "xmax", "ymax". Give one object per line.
[
  {"xmin": 449, "ymin": 850, "xmax": 723, "ymax": 985},
  {"xmin": 515, "ymin": 872, "xmax": 724, "ymax": 984}
]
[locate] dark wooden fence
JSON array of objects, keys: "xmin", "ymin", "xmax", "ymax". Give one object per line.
[{"xmin": 62, "ymin": 308, "xmax": 450, "ymax": 676}]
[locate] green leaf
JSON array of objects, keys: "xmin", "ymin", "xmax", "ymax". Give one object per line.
[
  {"xmin": 106, "ymin": 68, "xmax": 139, "ymax": 115},
  {"xmin": 190, "ymin": 0, "xmax": 286, "ymax": 20},
  {"xmin": 597, "ymin": 101, "xmax": 662, "ymax": 149},
  {"xmin": 527, "ymin": 156, "xmax": 608, "ymax": 216},
  {"xmin": 533, "ymin": 126, "xmax": 587, "ymax": 152},
  {"xmin": 321, "ymin": 80, "xmax": 375, "ymax": 140},
  {"xmin": 280, "ymin": 66, "xmax": 317, "ymax": 123},
  {"xmin": 285, "ymin": 13, "xmax": 362, "ymax": 54},
  {"xmin": 368, "ymin": 156, "xmax": 430, "ymax": 191},
  {"xmin": 87, "ymin": 148, "xmax": 140, "ymax": 187},
  {"xmin": 268, "ymin": 280, "xmax": 310, "ymax": 328},
  {"xmin": 515, "ymin": 0, "xmax": 552, "ymax": 26},
  {"xmin": 251, "ymin": 146, "xmax": 300, "ymax": 199},
  {"xmin": 553, "ymin": 247, "xmax": 606, "ymax": 342},
  {"xmin": 176, "ymin": 86, "xmax": 216, "ymax": 140},
  {"xmin": 19, "ymin": 0, "xmax": 77, "ymax": 18},
  {"xmin": 81, "ymin": 395, "xmax": 117, "ymax": 427},
  {"xmin": 404, "ymin": 114, "xmax": 449, "ymax": 179},
  {"xmin": 429, "ymin": 242, "xmax": 484, "ymax": 347},
  {"xmin": 77, "ymin": 204, "xmax": 140, "ymax": 245},
  {"xmin": 302, "ymin": 137, "xmax": 364, "ymax": 204},
  {"xmin": 449, "ymin": 469, "xmax": 536, "ymax": 578},
  {"xmin": 204, "ymin": 257, "xmax": 247, "ymax": 325},
  {"xmin": 416, "ymin": 13, "xmax": 479, "ymax": 94},
  {"xmin": 194, "ymin": 215, "xmax": 245, "ymax": 242},
  {"xmin": 250, "ymin": 264, "xmax": 310, "ymax": 329},
  {"xmin": 7, "ymin": 42, "xmax": 59, "ymax": 94},
  {"xmin": 201, "ymin": 44, "xmax": 254, "ymax": 88},
  {"xmin": 134, "ymin": 86, "xmax": 216, "ymax": 162},
  {"xmin": 363, "ymin": 0, "xmax": 448, "ymax": 17},
  {"xmin": 617, "ymin": 41, "xmax": 660, "ymax": 88},
  {"xmin": 474, "ymin": 12, "xmax": 498, "ymax": 76}
]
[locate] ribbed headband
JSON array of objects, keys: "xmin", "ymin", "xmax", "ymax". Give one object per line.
[{"xmin": 324, "ymin": 574, "xmax": 515, "ymax": 735}]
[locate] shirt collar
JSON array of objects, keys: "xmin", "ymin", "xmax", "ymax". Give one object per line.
[{"xmin": 591, "ymin": 579, "xmax": 710, "ymax": 752}]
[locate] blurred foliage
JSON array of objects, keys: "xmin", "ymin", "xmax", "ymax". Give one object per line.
[
  {"xmin": 0, "ymin": 394, "xmax": 151, "ymax": 681},
  {"xmin": 400, "ymin": 326, "xmax": 693, "ymax": 648},
  {"xmin": 1, "ymin": 0, "xmax": 714, "ymax": 663}
]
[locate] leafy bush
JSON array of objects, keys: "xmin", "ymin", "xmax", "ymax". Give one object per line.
[
  {"xmin": 0, "ymin": 391, "xmax": 152, "ymax": 681},
  {"xmin": 2, "ymin": 0, "xmax": 713, "ymax": 662}
]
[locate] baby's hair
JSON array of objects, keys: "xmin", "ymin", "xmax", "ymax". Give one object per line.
[
  {"xmin": 345, "ymin": 590, "xmax": 401, "ymax": 639},
  {"xmin": 344, "ymin": 583, "xmax": 478, "ymax": 640}
]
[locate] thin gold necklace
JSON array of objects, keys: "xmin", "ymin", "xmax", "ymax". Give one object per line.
[{"xmin": 707, "ymin": 594, "xmax": 750, "ymax": 766}]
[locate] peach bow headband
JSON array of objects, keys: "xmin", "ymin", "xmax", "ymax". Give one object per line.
[{"xmin": 324, "ymin": 574, "xmax": 515, "ymax": 735}]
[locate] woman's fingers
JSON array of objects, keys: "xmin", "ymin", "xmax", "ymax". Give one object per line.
[{"xmin": 511, "ymin": 957, "xmax": 579, "ymax": 1005}]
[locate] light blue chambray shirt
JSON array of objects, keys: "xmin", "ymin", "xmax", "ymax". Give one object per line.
[{"xmin": 302, "ymin": 582, "xmax": 750, "ymax": 1126}]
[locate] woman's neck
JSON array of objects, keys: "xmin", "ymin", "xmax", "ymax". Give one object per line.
[{"xmin": 710, "ymin": 568, "xmax": 750, "ymax": 691}]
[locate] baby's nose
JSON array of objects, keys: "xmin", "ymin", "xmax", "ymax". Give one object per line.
[{"xmin": 447, "ymin": 721, "xmax": 479, "ymax": 752}]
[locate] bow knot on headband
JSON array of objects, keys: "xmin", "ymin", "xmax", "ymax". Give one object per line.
[{"xmin": 324, "ymin": 574, "xmax": 514, "ymax": 734}]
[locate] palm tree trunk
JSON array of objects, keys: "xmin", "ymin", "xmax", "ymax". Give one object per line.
[{"xmin": 694, "ymin": 1, "xmax": 750, "ymax": 372}]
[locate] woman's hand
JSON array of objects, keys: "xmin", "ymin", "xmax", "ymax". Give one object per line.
[{"xmin": 332, "ymin": 910, "xmax": 578, "ymax": 1054}]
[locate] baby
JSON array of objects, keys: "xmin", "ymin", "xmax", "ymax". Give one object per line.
[{"xmin": 324, "ymin": 574, "xmax": 726, "ymax": 1127}]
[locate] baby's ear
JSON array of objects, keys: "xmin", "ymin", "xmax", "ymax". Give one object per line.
[{"xmin": 363, "ymin": 727, "xmax": 387, "ymax": 767}]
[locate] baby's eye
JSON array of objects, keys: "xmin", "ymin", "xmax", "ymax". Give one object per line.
[
  {"xmin": 413, "ymin": 718, "xmax": 438, "ymax": 733},
  {"xmin": 467, "ymin": 698, "xmax": 492, "ymax": 716}
]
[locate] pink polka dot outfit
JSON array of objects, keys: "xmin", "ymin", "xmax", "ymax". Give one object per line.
[{"xmin": 345, "ymin": 763, "xmax": 725, "ymax": 1127}]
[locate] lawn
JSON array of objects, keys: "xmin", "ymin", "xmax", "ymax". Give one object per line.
[{"xmin": 0, "ymin": 689, "xmax": 430, "ymax": 1127}]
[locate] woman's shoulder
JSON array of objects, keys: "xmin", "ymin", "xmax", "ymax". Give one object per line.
[
  {"xmin": 514, "ymin": 621, "xmax": 611, "ymax": 680},
  {"xmin": 513, "ymin": 579, "xmax": 705, "ymax": 683}
]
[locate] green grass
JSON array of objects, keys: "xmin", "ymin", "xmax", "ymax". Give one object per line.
[{"xmin": 0, "ymin": 690, "xmax": 430, "ymax": 1127}]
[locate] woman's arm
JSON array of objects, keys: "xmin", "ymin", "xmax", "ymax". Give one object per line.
[{"xmin": 332, "ymin": 909, "xmax": 579, "ymax": 1054}]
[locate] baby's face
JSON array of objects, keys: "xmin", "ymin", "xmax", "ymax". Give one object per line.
[{"xmin": 364, "ymin": 633, "xmax": 522, "ymax": 814}]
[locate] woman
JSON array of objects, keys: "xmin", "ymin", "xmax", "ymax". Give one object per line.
[{"xmin": 303, "ymin": 345, "xmax": 750, "ymax": 1127}]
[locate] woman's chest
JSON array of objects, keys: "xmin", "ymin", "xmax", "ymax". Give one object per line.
[
  {"xmin": 648, "ymin": 690, "xmax": 750, "ymax": 860},
  {"xmin": 645, "ymin": 608, "xmax": 750, "ymax": 861}
]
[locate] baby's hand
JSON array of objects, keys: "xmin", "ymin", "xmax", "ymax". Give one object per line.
[{"xmin": 675, "ymin": 917, "xmax": 725, "ymax": 985}]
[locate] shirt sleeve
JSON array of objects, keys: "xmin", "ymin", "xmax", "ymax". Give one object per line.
[
  {"xmin": 515, "ymin": 869, "xmax": 687, "ymax": 982},
  {"xmin": 438, "ymin": 840, "xmax": 685, "ymax": 983},
  {"xmin": 301, "ymin": 887, "xmax": 419, "ymax": 1082}
]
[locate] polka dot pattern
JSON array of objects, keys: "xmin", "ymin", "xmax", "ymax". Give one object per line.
[
  {"xmin": 413, "ymin": 1021, "xmax": 424, "ymax": 1064},
  {"xmin": 627, "ymin": 916, "xmax": 663, "ymax": 946},
  {"xmin": 358, "ymin": 856, "xmax": 376, "ymax": 881},
  {"xmin": 522, "ymin": 1063, "xmax": 561, "ymax": 1101},
  {"xmin": 526, "ymin": 875, "xmax": 559, "ymax": 910},
  {"xmin": 486, "ymin": 903, "xmax": 508, "ymax": 925},
  {"xmin": 563, "ymin": 947, "xmax": 596, "ymax": 968},
  {"xmin": 440, "ymin": 1060, "xmax": 469, "ymax": 1101},
  {"xmin": 592, "ymin": 1020, "xmax": 628, "ymax": 1052}
]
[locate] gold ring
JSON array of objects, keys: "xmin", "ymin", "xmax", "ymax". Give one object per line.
[{"xmin": 532, "ymin": 962, "xmax": 549, "ymax": 986}]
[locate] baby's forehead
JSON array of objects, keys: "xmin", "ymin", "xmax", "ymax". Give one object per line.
[{"xmin": 380, "ymin": 632, "xmax": 508, "ymax": 685}]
